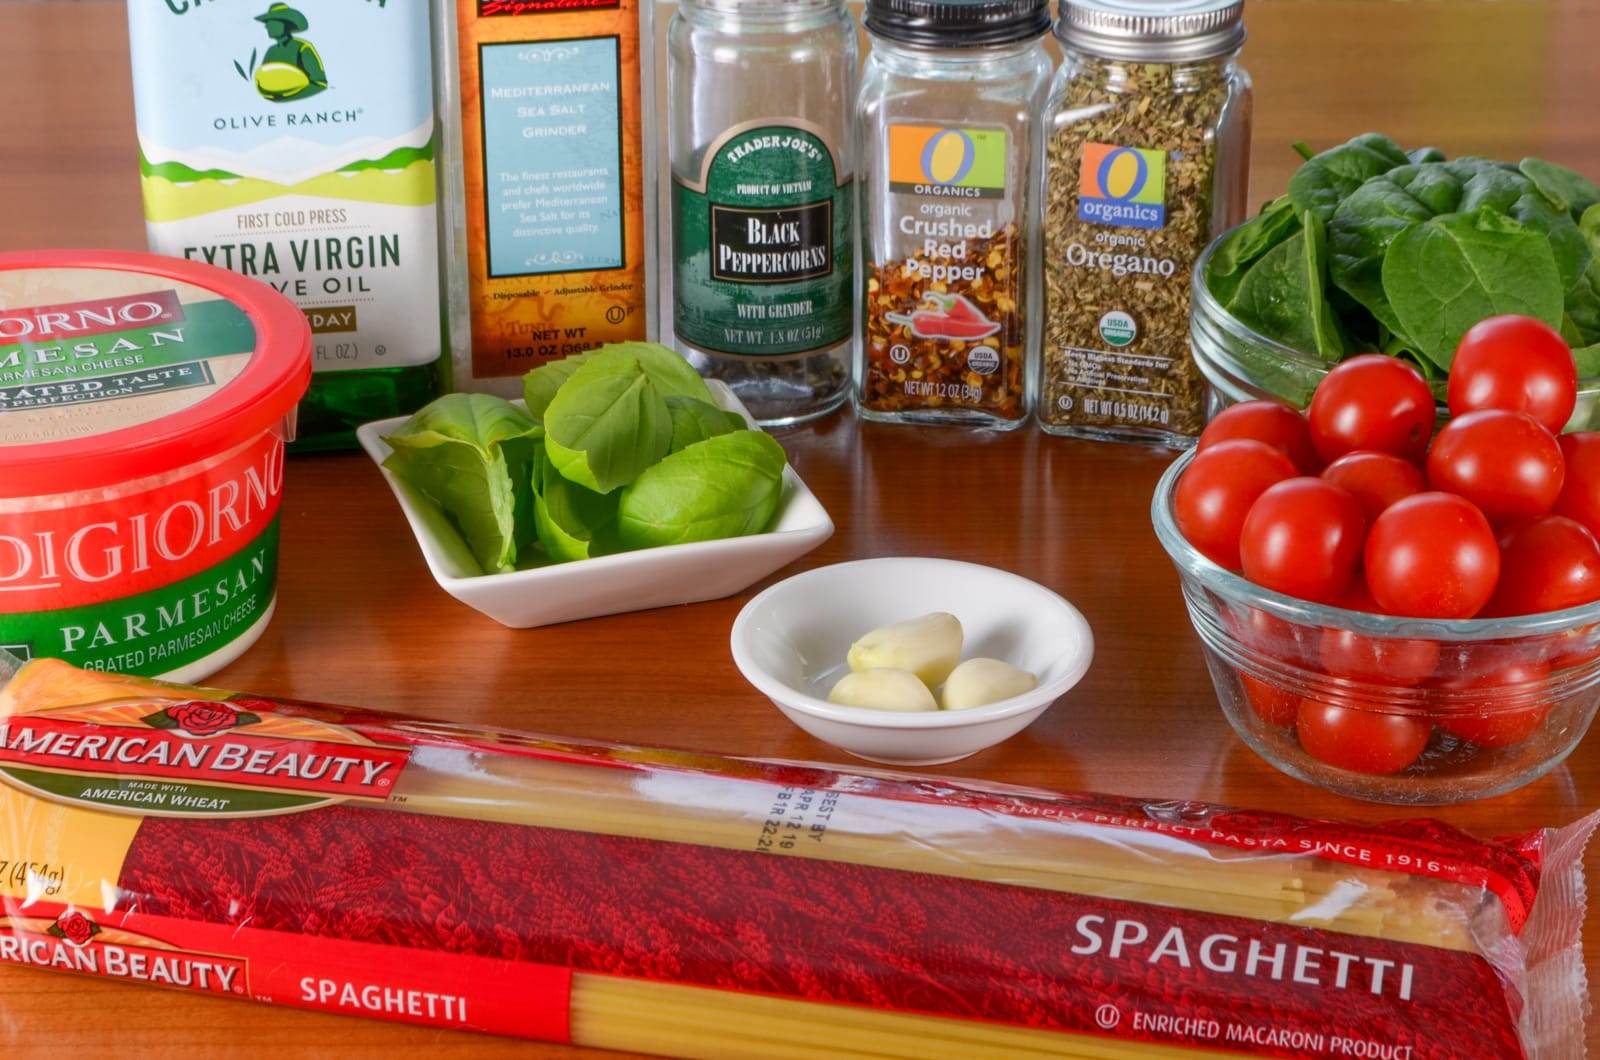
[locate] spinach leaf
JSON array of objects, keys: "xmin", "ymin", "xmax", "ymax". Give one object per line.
[
  {"xmin": 1408, "ymin": 146, "xmax": 1445, "ymax": 165},
  {"xmin": 1206, "ymin": 196, "xmax": 1301, "ymax": 304},
  {"xmin": 1226, "ymin": 209, "xmax": 1345, "ymax": 360},
  {"xmin": 381, "ymin": 393, "xmax": 543, "ymax": 574},
  {"xmin": 1287, "ymin": 133, "xmax": 1411, "ymax": 222},
  {"xmin": 533, "ymin": 450, "xmax": 619, "ymax": 563},
  {"xmin": 617, "ymin": 430, "xmax": 788, "ymax": 550},
  {"xmin": 1574, "ymin": 342, "xmax": 1600, "ymax": 379},
  {"xmin": 1382, "ymin": 208, "xmax": 1565, "ymax": 370},
  {"xmin": 667, "ymin": 395, "xmax": 747, "ymax": 452},
  {"xmin": 1520, "ymin": 157, "xmax": 1600, "ymax": 221},
  {"xmin": 545, "ymin": 353, "xmax": 673, "ymax": 493}
]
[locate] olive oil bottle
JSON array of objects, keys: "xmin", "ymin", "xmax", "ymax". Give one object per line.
[{"xmin": 126, "ymin": 0, "xmax": 446, "ymax": 450}]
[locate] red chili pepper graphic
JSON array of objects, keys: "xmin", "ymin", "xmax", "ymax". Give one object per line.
[{"xmin": 886, "ymin": 293, "xmax": 1003, "ymax": 341}]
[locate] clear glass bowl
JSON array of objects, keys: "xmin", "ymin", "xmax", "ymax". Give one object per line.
[
  {"xmin": 1189, "ymin": 230, "xmax": 1600, "ymax": 429},
  {"xmin": 1153, "ymin": 449, "xmax": 1600, "ymax": 804}
]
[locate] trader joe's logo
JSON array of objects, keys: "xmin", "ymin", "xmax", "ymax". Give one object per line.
[
  {"xmin": 1078, "ymin": 143, "xmax": 1168, "ymax": 229},
  {"xmin": 0, "ymin": 697, "xmax": 409, "ymax": 817},
  {"xmin": 235, "ymin": 3, "xmax": 328, "ymax": 102}
]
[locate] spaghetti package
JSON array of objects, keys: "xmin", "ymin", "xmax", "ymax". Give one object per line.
[{"xmin": 0, "ymin": 654, "xmax": 1592, "ymax": 1058}]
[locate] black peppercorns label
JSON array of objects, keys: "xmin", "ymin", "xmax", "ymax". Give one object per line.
[{"xmin": 673, "ymin": 124, "xmax": 853, "ymax": 358}]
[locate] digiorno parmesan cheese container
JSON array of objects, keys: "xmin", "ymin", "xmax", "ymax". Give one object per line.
[{"xmin": 0, "ymin": 251, "xmax": 311, "ymax": 681}]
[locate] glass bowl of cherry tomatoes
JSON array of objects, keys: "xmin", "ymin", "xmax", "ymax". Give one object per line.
[{"xmin": 1155, "ymin": 316, "xmax": 1600, "ymax": 803}]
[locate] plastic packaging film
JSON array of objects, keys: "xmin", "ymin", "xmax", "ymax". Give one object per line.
[{"xmin": 0, "ymin": 653, "xmax": 1592, "ymax": 1059}]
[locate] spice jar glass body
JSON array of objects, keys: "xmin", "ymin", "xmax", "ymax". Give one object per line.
[
  {"xmin": 1038, "ymin": 47, "xmax": 1252, "ymax": 447},
  {"xmin": 857, "ymin": 37, "xmax": 1052, "ymax": 429},
  {"xmin": 668, "ymin": 0, "xmax": 858, "ymax": 427}
]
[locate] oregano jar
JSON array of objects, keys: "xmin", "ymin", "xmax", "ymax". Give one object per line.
[
  {"xmin": 856, "ymin": 0, "xmax": 1054, "ymax": 430},
  {"xmin": 1038, "ymin": 0, "xmax": 1252, "ymax": 448},
  {"xmin": 668, "ymin": 0, "xmax": 858, "ymax": 427}
]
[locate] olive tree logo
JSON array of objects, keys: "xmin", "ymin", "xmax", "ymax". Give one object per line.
[{"xmin": 233, "ymin": 3, "xmax": 328, "ymax": 103}]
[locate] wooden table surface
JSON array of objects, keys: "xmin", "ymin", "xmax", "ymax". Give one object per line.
[{"xmin": 4, "ymin": 0, "xmax": 1599, "ymax": 1055}]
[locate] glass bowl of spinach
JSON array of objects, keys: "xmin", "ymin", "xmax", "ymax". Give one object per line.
[{"xmin": 1191, "ymin": 133, "xmax": 1600, "ymax": 428}]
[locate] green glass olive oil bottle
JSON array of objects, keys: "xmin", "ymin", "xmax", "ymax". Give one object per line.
[{"xmin": 126, "ymin": 0, "xmax": 445, "ymax": 450}]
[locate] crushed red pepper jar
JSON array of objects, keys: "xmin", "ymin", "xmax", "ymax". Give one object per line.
[{"xmin": 856, "ymin": 0, "xmax": 1054, "ymax": 429}]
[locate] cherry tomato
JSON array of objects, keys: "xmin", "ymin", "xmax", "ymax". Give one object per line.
[
  {"xmin": 1485, "ymin": 516, "xmax": 1600, "ymax": 616},
  {"xmin": 1447, "ymin": 315, "xmax": 1577, "ymax": 433},
  {"xmin": 1319, "ymin": 584, "xmax": 1439, "ymax": 686},
  {"xmin": 1223, "ymin": 605, "xmax": 1316, "ymax": 667},
  {"xmin": 1553, "ymin": 432, "xmax": 1600, "ymax": 540},
  {"xmin": 1433, "ymin": 659, "xmax": 1551, "ymax": 749},
  {"xmin": 1308, "ymin": 355, "xmax": 1437, "ymax": 465},
  {"xmin": 1199, "ymin": 400, "xmax": 1321, "ymax": 474},
  {"xmin": 1239, "ymin": 478, "xmax": 1366, "ymax": 604},
  {"xmin": 1321, "ymin": 451, "xmax": 1426, "ymax": 522},
  {"xmin": 1364, "ymin": 493, "xmax": 1500, "ymax": 618},
  {"xmin": 1426, "ymin": 409, "xmax": 1564, "ymax": 523},
  {"xmin": 1241, "ymin": 674, "xmax": 1298, "ymax": 727},
  {"xmin": 1174, "ymin": 441, "xmax": 1298, "ymax": 570},
  {"xmin": 1296, "ymin": 697, "xmax": 1432, "ymax": 774}
]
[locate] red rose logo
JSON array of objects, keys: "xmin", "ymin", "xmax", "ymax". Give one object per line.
[
  {"xmin": 142, "ymin": 700, "xmax": 261, "ymax": 737},
  {"xmin": 48, "ymin": 911, "xmax": 99, "ymax": 947}
]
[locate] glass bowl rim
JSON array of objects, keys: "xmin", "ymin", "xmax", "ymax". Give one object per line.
[{"xmin": 1152, "ymin": 447, "xmax": 1600, "ymax": 640}]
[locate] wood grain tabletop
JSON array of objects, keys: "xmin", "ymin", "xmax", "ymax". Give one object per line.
[{"xmin": 2, "ymin": 0, "xmax": 1598, "ymax": 1056}]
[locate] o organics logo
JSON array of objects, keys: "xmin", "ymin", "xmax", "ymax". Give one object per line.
[
  {"xmin": 142, "ymin": 701, "xmax": 262, "ymax": 739},
  {"xmin": 888, "ymin": 125, "xmax": 1008, "ymax": 200},
  {"xmin": 48, "ymin": 911, "xmax": 101, "ymax": 947},
  {"xmin": 1077, "ymin": 143, "xmax": 1167, "ymax": 229},
  {"xmin": 234, "ymin": 3, "xmax": 328, "ymax": 103}
]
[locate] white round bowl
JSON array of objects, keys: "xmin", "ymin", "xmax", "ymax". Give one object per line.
[{"xmin": 730, "ymin": 558, "xmax": 1095, "ymax": 765}]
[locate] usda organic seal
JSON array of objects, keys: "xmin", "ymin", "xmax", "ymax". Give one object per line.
[{"xmin": 1098, "ymin": 310, "xmax": 1137, "ymax": 348}]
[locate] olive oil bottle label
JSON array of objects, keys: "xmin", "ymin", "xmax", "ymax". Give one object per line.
[
  {"xmin": 127, "ymin": 0, "xmax": 442, "ymax": 376},
  {"xmin": 455, "ymin": 0, "xmax": 649, "ymax": 386},
  {"xmin": 672, "ymin": 123, "xmax": 853, "ymax": 359}
]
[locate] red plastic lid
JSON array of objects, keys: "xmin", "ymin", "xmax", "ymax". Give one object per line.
[{"xmin": 0, "ymin": 249, "xmax": 311, "ymax": 498}]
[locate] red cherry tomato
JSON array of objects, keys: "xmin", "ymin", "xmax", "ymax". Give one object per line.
[
  {"xmin": 1485, "ymin": 516, "xmax": 1600, "ymax": 616},
  {"xmin": 1296, "ymin": 697, "xmax": 1432, "ymax": 774},
  {"xmin": 1553, "ymin": 432, "xmax": 1600, "ymax": 540},
  {"xmin": 1223, "ymin": 605, "xmax": 1316, "ymax": 667},
  {"xmin": 1426, "ymin": 409, "xmax": 1564, "ymax": 524},
  {"xmin": 1241, "ymin": 674, "xmax": 1299, "ymax": 727},
  {"xmin": 1364, "ymin": 493, "xmax": 1500, "ymax": 618},
  {"xmin": 1433, "ymin": 659, "xmax": 1552, "ymax": 749},
  {"xmin": 1308, "ymin": 355, "xmax": 1437, "ymax": 465},
  {"xmin": 1447, "ymin": 315, "xmax": 1577, "ymax": 433},
  {"xmin": 1320, "ymin": 451, "xmax": 1426, "ymax": 522},
  {"xmin": 1319, "ymin": 584, "xmax": 1440, "ymax": 687},
  {"xmin": 1199, "ymin": 400, "xmax": 1321, "ymax": 474},
  {"xmin": 1239, "ymin": 478, "xmax": 1366, "ymax": 604},
  {"xmin": 1174, "ymin": 441, "xmax": 1298, "ymax": 570}
]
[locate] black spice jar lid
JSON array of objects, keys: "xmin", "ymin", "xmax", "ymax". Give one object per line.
[{"xmin": 864, "ymin": 0, "xmax": 1053, "ymax": 47}]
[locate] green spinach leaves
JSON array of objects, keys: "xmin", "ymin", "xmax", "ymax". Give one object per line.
[{"xmin": 1208, "ymin": 134, "xmax": 1600, "ymax": 378}]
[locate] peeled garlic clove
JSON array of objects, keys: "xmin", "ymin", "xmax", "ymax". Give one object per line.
[
  {"xmin": 940, "ymin": 658, "xmax": 1038, "ymax": 711},
  {"xmin": 827, "ymin": 669, "xmax": 939, "ymax": 712},
  {"xmin": 846, "ymin": 612, "xmax": 963, "ymax": 688}
]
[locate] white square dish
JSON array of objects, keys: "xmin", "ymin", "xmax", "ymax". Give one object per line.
[{"xmin": 355, "ymin": 381, "xmax": 834, "ymax": 628}]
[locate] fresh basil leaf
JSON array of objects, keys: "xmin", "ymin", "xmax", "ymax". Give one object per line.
[
  {"xmin": 617, "ymin": 430, "xmax": 787, "ymax": 550},
  {"xmin": 380, "ymin": 394, "xmax": 542, "ymax": 575},
  {"xmin": 591, "ymin": 342, "xmax": 713, "ymax": 402},
  {"xmin": 666, "ymin": 395, "xmax": 747, "ymax": 452},
  {"xmin": 1206, "ymin": 196, "xmax": 1301, "ymax": 304},
  {"xmin": 523, "ymin": 353, "xmax": 593, "ymax": 421},
  {"xmin": 1383, "ymin": 208, "xmax": 1565, "ymax": 370},
  {"xmin": 533, "ymin": 452, "xmax": 619, "ymax": 563},
  {"xmin": 544, "ymin": 354, "xmax": 672, "ymax": 493},
  {"xmin": 1287, "ymin": 133, "xmax": 1411, "ymax": 222},
  {"xmin": 1226, "ymin": 210, "xmax": 1345, "ymax": 361},
  {"xmin": 1519, "ymin": 157, "xmax": 1600, "ymax": 221}
]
